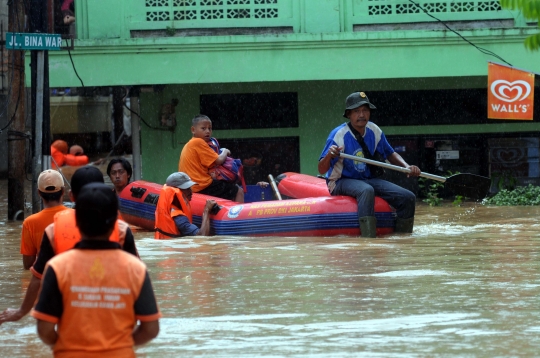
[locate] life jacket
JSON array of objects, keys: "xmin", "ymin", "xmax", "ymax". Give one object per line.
[
  {"xmin": 51, "ymin": 146, "xmax": 66, "ymax": 169},
  {"xmin": 64, "ymin": 153, "xmax": 90, "ymax": 166},
  {"xmin": 38, "ymin": 249, "xmax": 150, "ymax": 357},
  {"xmin": 45, "ymin": 209, "xmax": 125, "ymax": 255},
  {"xmin": 154, "ymin": 185, "xmax": 192, "ymax": 239}
]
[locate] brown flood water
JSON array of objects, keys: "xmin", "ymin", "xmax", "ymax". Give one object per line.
[{"xmin": 1, "ymin": 183, "xmax": 540, "ymax": 357}]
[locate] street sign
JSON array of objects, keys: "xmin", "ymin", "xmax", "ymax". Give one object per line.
[{"xmin": 6, "ymin": 32, "xmax": 62, "ymax": 51}]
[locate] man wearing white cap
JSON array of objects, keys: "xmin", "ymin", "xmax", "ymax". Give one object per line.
[
  {"xmin": 20, "ymin": 170, "xmax": 68, "ymax": 269},
  {"xmin": 154, "ymin": 172, "xmax": 217, "ymax": 239}
]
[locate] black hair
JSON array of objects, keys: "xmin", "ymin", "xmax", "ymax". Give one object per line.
[
  {"xmin": 75, "ymin": 183, "xmax": 118, "ymax": 237},
  {"xmin": 70, "ymin": 166, "xmax": 105, "ymax": 199},
  {"xmin": 192, "ymin": 114, "xmax": 211, "ymax": 126},
  {"xmin": 38, "ymin": 190, "xmax": 64, "ymax": 202},
  {"xmin": 106, "ymin": 158, "xmax": 132, "ymax": 182}
]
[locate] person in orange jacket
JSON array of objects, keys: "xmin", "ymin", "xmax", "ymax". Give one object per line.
[
  {"xmin": 50, "ymin": 140, "xmax": 68, "ymax": 169},
  {"xmin": 0, "ymin": 166, "xmax": 139, "ymax": 326},
  {"xmin": 20, "ymin": 170, "xmax": 68, "ymax": 269},
  {"xmin": 32, "ymin": 183, "xmax": 160, "ymax": 356},
  {"xmin": 65, "ymin": 145, "xmax": 105, "ymax": 166},
  {"xmin": 154, "ymin": 172, "xmax": 216, "ymax": 239}
]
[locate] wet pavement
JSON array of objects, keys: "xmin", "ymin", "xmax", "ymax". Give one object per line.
[{"xmin": 1, "ymin": 187, "xmax": 540, "ymax": 357}]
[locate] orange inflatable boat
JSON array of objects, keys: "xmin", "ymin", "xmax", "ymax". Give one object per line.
[{"xmin": 119, "ymin": 172, "xmax": 396, "ymax": 237}]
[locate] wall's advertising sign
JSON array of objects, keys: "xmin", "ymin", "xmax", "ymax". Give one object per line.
[{"xmin": 488, "ymin": 62, "xmax": 535, "ymax": 120}]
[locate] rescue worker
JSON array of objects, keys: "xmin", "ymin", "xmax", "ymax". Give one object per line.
[
  {"xmin": 20, "ymin": 170, "xmax": 68, "ymax": 269},
  {"xmin": 0, "ymin": 166, "xmax": 138, "ymax": 325},
  {"xmin": 154, "ymin": 172, "xmax": 216, "ymax": 239},
  {"xmin": 32, "ymin": 183, "xmax": 160, "ymax": 356}
]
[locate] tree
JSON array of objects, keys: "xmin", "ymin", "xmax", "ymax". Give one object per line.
[{"xmin": 500, "ymin": 0, "xmax": 540, "ymax": 50}]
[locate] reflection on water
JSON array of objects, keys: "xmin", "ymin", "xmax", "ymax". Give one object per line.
[{"xmin": 2, "ymin": 196, "xmax": 540, "ymax": 356}]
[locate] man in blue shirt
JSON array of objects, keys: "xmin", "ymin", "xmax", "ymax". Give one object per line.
[{"xmin": 318, "ymin": 92, "xmax": 421, "ymax": 237}]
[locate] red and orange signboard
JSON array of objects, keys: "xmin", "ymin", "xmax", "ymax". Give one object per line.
[{"xmin": 488, "ymin": 62, "xmax": 535, "ymax": 120}]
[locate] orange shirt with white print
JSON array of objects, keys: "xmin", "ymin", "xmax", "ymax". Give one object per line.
[
  {"xmin": 178, "ymin": 137, "xmax": 219, "ymax": 192},
  {"xmin": 32, "ymin": 241, "xmax": 161, "ymax": 358},
  {"xmin": 20, "ymin": 205, "xmax": 68, "ymax": 256}
]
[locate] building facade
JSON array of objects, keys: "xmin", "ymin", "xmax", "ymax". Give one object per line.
[{"xmin": 44, "ymin": 0, "xmax": 540, "ymax": 190}]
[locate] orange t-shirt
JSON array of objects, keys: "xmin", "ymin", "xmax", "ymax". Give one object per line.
[
  {"xmin": 20, "ymin": 205, "xmax": 68, "ymax": 256},
  {"xmin": 178, "ymin": 137, "xmax": 219, "ymax": 192}
]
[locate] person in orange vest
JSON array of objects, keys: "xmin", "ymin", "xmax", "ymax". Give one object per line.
[
  {"xmin": 0, "ymin": 166, "xmax": 139, "ymax": 325},
  {"xmin": 20, "ymin": 170, "xmax": 68, "ymax": 269},
  {"xmin": 64, "ymin": 144, "xmax": 105, "ymax": 166},
  {"xmin": 154, "ymin": 172, "xmax": 217, "ymax": 239},
  {"xmin": 51, "ymin": 140, "xmax": 68, "ymax": 169},
  {"xmin": 32, "ymin": 183, "xmax": 160, "ymax": 356}
]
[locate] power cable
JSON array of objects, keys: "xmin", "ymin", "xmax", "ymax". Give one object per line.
[
  {"xmin": 408, "ymin": 0, "xmax": 513, "ymax": 67},
  {"xmin": 120, "ymin": 86, "xmax": 171, "ymax": 131}
]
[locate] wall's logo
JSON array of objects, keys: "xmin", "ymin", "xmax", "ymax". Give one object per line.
[
  {"xmin": 490, "ymin": 80, "xmax": 531, "ymax": 103},
  {"xmin": 488, "ymin": 63, "xmax": 534, "ymax": 120}
]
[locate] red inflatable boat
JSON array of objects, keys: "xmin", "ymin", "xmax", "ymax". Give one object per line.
[{"xmin": 119, "ymin": 172, "xmax": 396, "ymax": 237}]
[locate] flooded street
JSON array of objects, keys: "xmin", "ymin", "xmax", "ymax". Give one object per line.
[{"xmin": 1, "ymin": 191, "xmax": 540, "ymax": 356}]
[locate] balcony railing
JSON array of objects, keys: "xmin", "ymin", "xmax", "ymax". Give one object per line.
[
  {"xmin": 74, "ymin": 0, "xmax": 518, "ymax": 41},
  {"xmin": 350, "ymin": 0, "xmax": 511, "ymax": 26},
  {"xmin": 129, "ymin": 0, "xmax": 298, "ymax": 36}
]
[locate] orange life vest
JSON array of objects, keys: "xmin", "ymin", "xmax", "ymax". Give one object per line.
[
  {"xmin": 51, "ymin": 146, "xmax": 66, "ymax": 169},
  {"xmin": 39, "ymin": 249, "xmax": 149, "ymax": 357},
  {"xmin": 64, "ymin": 153, "xmax": 90, "ymax": 166},
  {"xmin": 45, "ymin": 209, "xmax": 125, "ymax": 254},
  {"xmin": 154, "ymin": 185, "xmax": 192, "ymax": 239}
]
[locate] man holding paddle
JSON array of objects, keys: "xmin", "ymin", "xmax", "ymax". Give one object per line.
[{"xmin": 318, "ymin": 91, "xmax": 421, "ymax": 238}]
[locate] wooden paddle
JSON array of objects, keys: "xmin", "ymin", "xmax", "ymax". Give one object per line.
[{"xmin": 339, "ymin": 152, "xmax": 491, "ymax": 200}]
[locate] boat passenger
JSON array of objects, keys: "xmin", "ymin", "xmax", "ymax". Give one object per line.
[
  {"xmin": 20, "ymin": 170, "xmax": 68, "ymax": 269},
  {"xmin": 32, "ymin": 183, "xmax": 160, "ymax": 356},
  {"xmin": 107, "ymin": 158, "xmax": 133, "ymax": 195},
  {"xmin": 0, "ymin": 166, "xmax": 139, "ymax": 325},
  {"xmin": 154, "ymin": 172, "xmax": 216, "ymax": 239},
  {"xmin": 51, "ymin": 140, "xmax": 68, "ymax": 169},
  {"xmin": 179, "ymin": 114, "xmax": 244, "ymax": 202},
  {"xmin": 318, "ymin": 91, "xmax": 421, "ymax": 238}
]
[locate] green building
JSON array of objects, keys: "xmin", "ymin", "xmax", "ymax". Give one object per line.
[{"xmin": 47, "ymin": 0, "xmax": 540, "ymax": 190}]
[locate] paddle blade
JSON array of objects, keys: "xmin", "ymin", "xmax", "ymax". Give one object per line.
[{"xmin": 444, "ymin": 174, "xmax": 491, "ymax": 200}]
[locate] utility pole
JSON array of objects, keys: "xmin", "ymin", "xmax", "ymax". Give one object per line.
[
  {"xmin": 7, "ymin": 0, "xmax": 27, "ymax": 221},
  {"xmin": 29, "ymin": 0, "xmax": 50, "ymax": 213}
]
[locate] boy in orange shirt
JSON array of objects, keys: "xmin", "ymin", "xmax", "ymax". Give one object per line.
[
  {"xmin": 32, "ymin": 183, "xmax": 160, "ymax": 357},
  {"xmin": 20, "ymin": 170, "xmax": 68, "ymax": 269},
  {"xmin": 178, "ymin": 114, "xmax": 244, "ymax": 202}
]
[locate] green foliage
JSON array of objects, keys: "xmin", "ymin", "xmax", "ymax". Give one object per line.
[
  {"xmin": 491, "ymin": 171, "xmax": 517, "ymax": 191},
  {"xmin": 453, "ymin": 195, "xmax": 464, "ymax": 206},
  {"xmin": 483, "ymin": 184, "xmax": 540, "ymax": 205},
  {"xmin": 500, "ymin": 0, "xmax": 540, "ymax": 50},
  {"xmin": 418, "ymin": 171, "xmax": 467, "ymax": 206}
]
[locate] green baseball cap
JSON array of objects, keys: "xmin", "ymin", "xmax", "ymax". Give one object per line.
[{"xmin": 343, "ymin": 91, "xmax": 376, "ymax": 118}]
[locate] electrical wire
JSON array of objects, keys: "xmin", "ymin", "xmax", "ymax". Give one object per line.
[
  {"xmin": 120, "ymin": 86, "xmax": 171, "ymax": 131},
  {"xmin": 0, "ymin": 0, "xmax": 27, "ymax": 133},
  {"xmin": 67, "ymin": 47, "xmax": 85, "ymax": 87},
  {"xmin": 408, "ymin": 0, "xmax": 513, "ymax": 67},
  {"xmin": 66, "ymin": 50, "xmax": 169, "ymax": 131}
]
